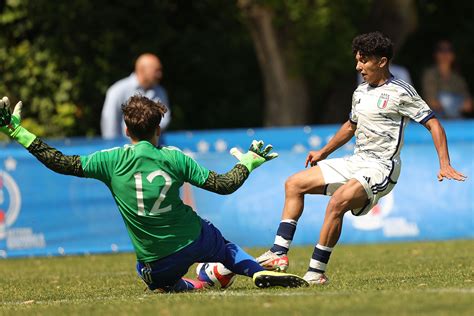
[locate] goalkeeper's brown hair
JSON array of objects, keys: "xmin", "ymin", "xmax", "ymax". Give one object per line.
[{"xmin": 122, "ymin": 95, "xmax": 167, "ymax": 140}]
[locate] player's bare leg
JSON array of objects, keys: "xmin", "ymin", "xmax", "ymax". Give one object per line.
[
  {"xmin": 319, "ymin": 179, "xmax": 367, "ymax": 246},
  {"xmin": 305, "ymin": 179, "xmax": 368, "ymax": 285},
  {"xmin": 257, "ymin": 166, "xmax": 326, "ymax": 271},
  {"xmin": 282, "ymin": 166, "xmax": 327, "ymax": 220}
]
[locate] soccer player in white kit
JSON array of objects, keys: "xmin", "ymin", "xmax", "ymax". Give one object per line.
[{"xmin": 256, "ymin": 32, "xmax": 467, "ymax": 285}]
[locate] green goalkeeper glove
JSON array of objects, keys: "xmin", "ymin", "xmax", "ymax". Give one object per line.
[
  {"xmin": 230, "ymin": 140, "xmax": 279, "ymax": 172},
  {"xmin": 0, "ymin": 96, "xmax": 36, "ymax": 148}
]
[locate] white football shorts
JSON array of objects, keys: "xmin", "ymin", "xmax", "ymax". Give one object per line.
[{"xmin": 318, "ymin": 155, "xmax": 401, "ymax": 216}]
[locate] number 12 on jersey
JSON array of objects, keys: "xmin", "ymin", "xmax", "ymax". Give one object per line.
[{"xmin": 134, "ymin": 170, "xmax": 172, "ymax": 216}]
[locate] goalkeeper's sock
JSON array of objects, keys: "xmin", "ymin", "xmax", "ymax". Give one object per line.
[
  {"xmin": 270, "ymin": 219, "xmax": 297, "ymax": 255},
  {"xmin": 171, "ymin": 278, "xmax": 206, "ymax": 292},
  {"xmin": 223, "ymin": 242, "xmax": 264, "ymax": 277},
  {"xmin": 307, "ymin": 244, "xmax": 333, "ymax": 274}
]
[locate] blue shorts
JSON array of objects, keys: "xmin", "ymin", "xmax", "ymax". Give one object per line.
[{"xmin": 136, "ymin": 219, "xmax": 230, "ymax": 290}]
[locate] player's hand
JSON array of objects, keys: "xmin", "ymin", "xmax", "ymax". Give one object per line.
[
  {"xmin": 230, "ymin": 140, "xmax": 278, "ymax": 172},
  {"xmin": 0, "ymin": 96, "xmax": 23, "ymax": 135},
  {"xmin": 437, "ymin": 165, "xmax": 467, "ymax": 182},
  {"xmin": 305, "ymin": 150, "xmax": 328, "ymax": 168},
  {"xmin": 0, "ymin": 96, "xmax": 36, "ymax": 148}
]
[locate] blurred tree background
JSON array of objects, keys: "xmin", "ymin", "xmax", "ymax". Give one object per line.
[{"xmin": 0, "ymin": 0, "xmax": 472, "ymax": 138}]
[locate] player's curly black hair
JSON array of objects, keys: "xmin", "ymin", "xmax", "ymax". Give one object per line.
[
  {"xmin": 122, "ymin": 95, "xmax": 167, "ymax": 140},
  {"xmin": 352, "ymin": 32, "xmax": 393, "ymax": 60}
]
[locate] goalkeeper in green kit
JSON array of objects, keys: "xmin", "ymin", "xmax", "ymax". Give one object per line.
[{"xmin": 0, "ymin": 95, "xmax": 308, "ymax": 292}]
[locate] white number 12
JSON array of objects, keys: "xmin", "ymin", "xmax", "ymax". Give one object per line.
[{"xmin": 134, "ymin": 170, "xmax": 172, "ymax": 216}]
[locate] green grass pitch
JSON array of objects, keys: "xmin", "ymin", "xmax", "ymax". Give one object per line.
[{"xmin": 1, "ymin": 240, "xmax": 473, "ymax": 315}]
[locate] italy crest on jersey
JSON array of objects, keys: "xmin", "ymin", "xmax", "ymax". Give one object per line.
[{"xmin": 377, "ymin": 93, "xmax": 390, "ymax": 109}]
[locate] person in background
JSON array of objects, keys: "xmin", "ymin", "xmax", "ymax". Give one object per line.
[
  {"xmin": 422, "ymin": 40, "xmax": 473, "ymax": 119},
  {"xmin": 101, "ymin": 53, "xmax": 171, "ymax": 139}
]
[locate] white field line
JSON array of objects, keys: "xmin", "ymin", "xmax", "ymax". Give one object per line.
[
  {"xmin": 197, "ymin": 287, "xmax": 474, "ymax": 297},
  {"xmin": 1, "ymin": 288, "xmax": 473, "ymax": 306}
]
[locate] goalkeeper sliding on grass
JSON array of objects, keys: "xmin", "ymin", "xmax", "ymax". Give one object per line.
[{"xmin": 0, "ymin": 95, "xmax": 308, "ymax": 292}]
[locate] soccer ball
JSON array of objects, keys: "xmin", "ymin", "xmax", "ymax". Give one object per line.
[{"xmin": 195, "ymin": 262, "xmax": 236, "ymax": 289}]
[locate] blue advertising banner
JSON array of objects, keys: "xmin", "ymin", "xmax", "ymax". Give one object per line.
[{"xmin": 0, "ymin": 120, "xmax": 473, "ymax": 258}]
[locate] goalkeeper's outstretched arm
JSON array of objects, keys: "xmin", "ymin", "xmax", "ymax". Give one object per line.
[
  {"xmin": 198, "ymin": 140, "xmax": 278, "ymax": 195},
  {"xmin": 27, "ymin": 138, "xmax": 85, "ymax": 177},
  {"xmin": 200, "ymin": 165, "xmax": 249, "ymax": 195},
  {"xmin": 0, "ymin": 97, "xmax": 85, "ymax": 177}
]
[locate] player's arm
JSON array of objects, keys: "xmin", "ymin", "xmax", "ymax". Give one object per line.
[
  {"xmin": 201, "ymin": 165, "xmax": 250, "ymax": 195},
  {"xmin": 397, "ymin": 86, "xmax": 466, "ymax": 182},
  {"xmin": 0, "ymin": 97, "xmax": 85, "ymax": 177},
  {"xmin": 28, "ymin": 139, "xmax": 85, "ymax": 177},
  {"xmin": 189, "ymin": 140, "xmax": 278, "ymax": 195},
  {"xmin": 305, "ymin": 120, "xmax": 356, "ymax": 167},
  {"xmin": 423, "ymin": 118, "xmax": 466, "ymax": 182}
]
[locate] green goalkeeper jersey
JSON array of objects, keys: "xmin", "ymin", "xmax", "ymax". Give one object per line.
[{"xmin": 80, "ymin": 141, "xmax": 210, "ymax": 262}]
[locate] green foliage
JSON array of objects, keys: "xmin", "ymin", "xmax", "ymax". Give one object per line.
[
  {"xmin": 0, "ymin": 41, "xmax": 78, "ymax": 137},
  {"xmin": 0, "ymin": 0, "xmax": 263, "ymax": 137},
  {"xmin": 263, "ymin": 0, "xmax": 372, "ymax": 103},
  {"xmin": 0, "ymin": 1, "xmax": 80, "ymax": 138},
  {"xmin": 0, "ymin": 241, "xmax": 473, "ymax": 315},
  {"xmin": 0, "ymin": 0, "xmax": 472, "ymax": 137}
]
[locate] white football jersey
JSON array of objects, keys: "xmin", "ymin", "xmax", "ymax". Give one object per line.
[{"xmin": 350, "ymin": 76, "xmax": 434, "ymax": 164}]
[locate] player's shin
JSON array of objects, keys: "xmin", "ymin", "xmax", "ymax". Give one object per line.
[
  {"xmin": 255, "ymin": 219, "xmax": 295, "ymax": 271},
  {"xmin": 270, "ymin": 219, "xmax": 298, "ymax": 255}
]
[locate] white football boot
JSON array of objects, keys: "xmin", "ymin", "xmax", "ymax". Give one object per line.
[
  {"xmin": 255, "ymin": 250, "xmax": 289, "ymax": 272},
  {"xmin": 303, "ymin": 271, "xmax": 330, "ymax": 285}
]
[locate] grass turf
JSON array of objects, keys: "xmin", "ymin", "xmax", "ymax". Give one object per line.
[{"xmin": 0, "ymin": 240, "xmax": 473, "ymax": 315}]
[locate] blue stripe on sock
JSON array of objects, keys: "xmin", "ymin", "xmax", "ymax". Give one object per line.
[
  {"xmin": 270, "ymin": 244, "xmax": 288, "ymax": 254},
  {"xmin": 276, "ymin": 222, "xmax": 297, "ymax": 240},
  {"xmin": 312, "ymin": 247, "xmax": 331, "ymax": 264},
  {"xmin": 308, "ymin": 267, "xmax": 325, "ymax": 274}
]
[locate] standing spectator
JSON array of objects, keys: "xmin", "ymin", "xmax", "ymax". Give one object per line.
[
  {"xmin": 422, "ymin": 40, "xmax": 473, "ymax": 119},
  {"xmin": 101, "ymin": 53, "xmax": 171, "ymax": 139}
]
